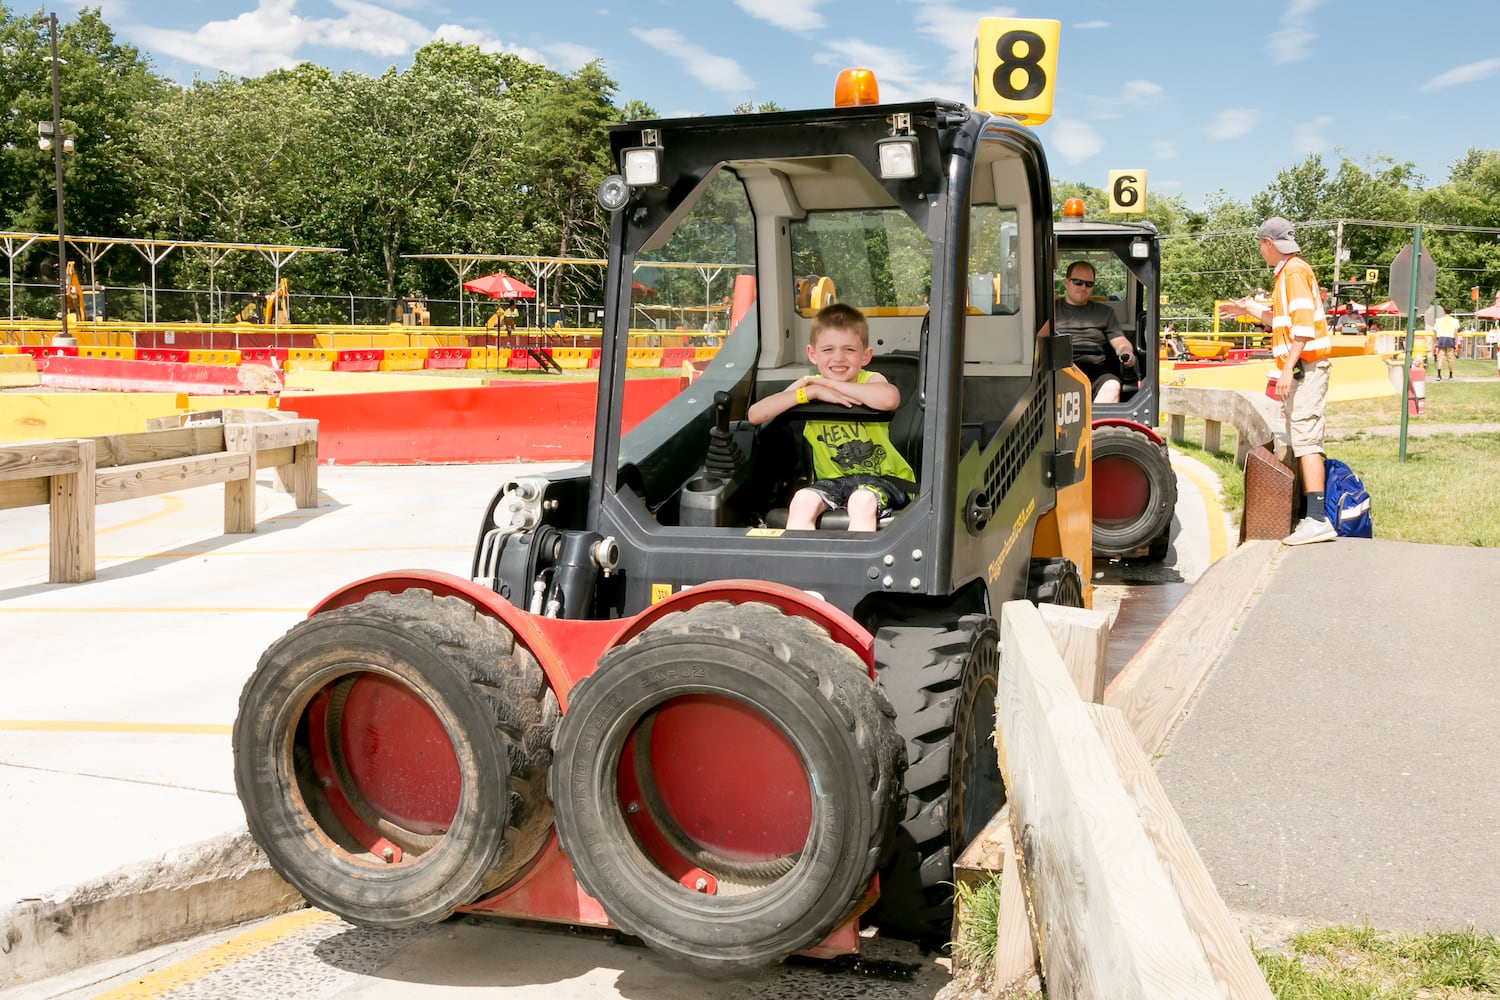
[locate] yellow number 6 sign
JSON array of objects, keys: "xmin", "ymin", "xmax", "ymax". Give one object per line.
[
  {"xmin": 1107, "ymin": 170, "xmax": 1147, "ymax": 214},
  {"xmin": 973, "ymin": 18, "xmax": 1060, "ymax": 126}
]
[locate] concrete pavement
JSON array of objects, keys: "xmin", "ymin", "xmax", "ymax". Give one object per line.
[
  {"xmin": 1154, "ymin": 538, "xmax": 1500, "ymax": 935},
  {"xmin": 0, "ymin": 461, "xmax": 569, "ymax": 987},
  {"xmin": 3, "ymin": 450, "xmax": 1496, "ymax": 994}
]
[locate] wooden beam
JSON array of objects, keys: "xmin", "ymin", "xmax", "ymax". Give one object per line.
[
  {"xmin": 1105, "ymin": 540, "xmax": 1278, "ymax": 756},
  {"xmin": 90, "ymin": 426, "xmax": 227, "ymax": 469},
  {"xmin": 997, "ymin": 599, "xmax": 1219, "ymax": 999},
  {"xmin": 94, "ymin": 452, "xmax": 250, "ymax": 506},
  {"xmin": 993, "ymin": 816, "xmax": 1039, "ymax": 994},
  {"xmin": 0, "ymin": 478, "xmax": 49, "ymax": 511},
  {"xmin": 49, "ymin": 438, "xmax": 95, "ymax": 584},
  {"xmin": 1038, "ymin": 604, "xmax": 1110, "ymax": 704},
  {"xmin": 1090, "ymin": 705, "xmax": 1275, "ymax": 1000},
  {"xmin": 0, "ymin": 439, "xmax": 87, "ymax": 483}
]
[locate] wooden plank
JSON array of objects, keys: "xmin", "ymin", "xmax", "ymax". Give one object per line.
[
  {"xmin": 993, "ymin": 816, "xmax": 1039, "ymax": 994},
  {"xmin": 0, "ymin": 439, "xmax": 86, "ymax": 483},
  {"xmin": 1038, "ymin": 604, "xmax": 1110, "ymax": 704},
  {"xmin": 224, "ymin": 444, "xmax": 257, "ymax": 534},
  {"xmin": 0, "ymin": 478, "xmax": 49, "ymax": 511},
  {"xmin": 1202, "ymin": 419, "xmax": 1221, "ymax": 454},
  {"xmin": 290, "ymin": 439, "xmax": 318, "ymax": 508},
  {"xmin": 1104, "ymin": 540, "xmax": 1279, "ymax": 756},
  {"xmin": 223, "ymin": 419, "xmax": 317, "ymax": 454},
  {"xmin": 49, "ymin": 438, "xmax": 95, "ymax": 583},
  {"xmin": 997, "ymin": 599, "xmax": 1218, "ymax": 999},
  {"xmin": 94, "ymin": 452, "xmax": 250, "ymax": 505},
  {"xmin": 1089, "ymin": 705, "xmax": 1276, "ymax": 1000},
  {"xmin": 1168, "ymin": 413, "xmax": 1185, "ymax": 443},
  {"xmin": 90, "ymin": 426, "xmax": 227, "ymax": 469}
]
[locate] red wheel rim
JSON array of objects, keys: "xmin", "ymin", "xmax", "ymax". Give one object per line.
[{"xmin": 1093, "ymin": 454, "xmax": 1151, "ymax": 524}]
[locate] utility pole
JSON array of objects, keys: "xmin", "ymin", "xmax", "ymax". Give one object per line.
[
  {"xmin": 47, "ymin": 11, "xmax": 70, "ymax": 344},
  {"xmin": 1331, "ymin": 218, "xmax": 1344, "ymax": 293}
]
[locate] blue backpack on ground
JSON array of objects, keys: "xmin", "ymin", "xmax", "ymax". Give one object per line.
[{"xmin": 1323, "ymin": 458, "xmax": 1373, "ymax": 537}]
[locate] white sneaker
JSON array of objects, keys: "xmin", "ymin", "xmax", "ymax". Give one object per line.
[{"xmin": 1283, "ymin": 517, "xmax": 1337, "ymax": 546}]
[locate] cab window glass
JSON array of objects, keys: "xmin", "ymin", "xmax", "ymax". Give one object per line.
[
  {"xmin": 967, "ymin": 206, "xmax": 1021, "ymax": 315},
  {"xmin": 789, "ymin": 210, "xmax": 931, "ymax": 315}
]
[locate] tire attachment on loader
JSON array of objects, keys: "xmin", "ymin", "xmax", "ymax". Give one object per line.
[
  {"xmin": 548, "ymin": 600, "xmax": 904, "ymax": 969},
  {"xmin": 1091, "ymin": 424, "xmax": 1177, "ymax": 559},
  {"xmin": 233, "ymin": 589, "xmax": 558, "ymax": 928}
]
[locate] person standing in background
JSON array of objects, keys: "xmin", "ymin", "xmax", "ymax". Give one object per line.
[{"xmin": 1218, "ymin": 217, "xmax": 1336, "ymax": 546}]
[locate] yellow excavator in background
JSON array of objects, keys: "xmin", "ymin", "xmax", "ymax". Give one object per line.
[
  {"xmin": 61, "ymin": 262, "xmax": 105, "ymax": 323},
  {"xmin": 235, "ymin": 278, "xmax": 290, "ymax": 324}
]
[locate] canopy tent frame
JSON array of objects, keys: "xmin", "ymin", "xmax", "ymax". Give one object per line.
[{"xmin": 0, "ymin": 231, "xmax": 344, "ymax": 326}]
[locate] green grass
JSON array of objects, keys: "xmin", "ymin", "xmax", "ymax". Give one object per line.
[
  {"xmin": 947, "ymin": 880, "xmax": 1500, "ymax": 1000},
  {"xmin": 1167, "ymin": 367, "xmax": 1500, "ymax": 545},
  {"xmin": 1256, "ymin": 924, "xmax": 1500, "ymax": 999}
]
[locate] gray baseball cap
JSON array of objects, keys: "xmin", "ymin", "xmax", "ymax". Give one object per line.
[{"xmin": 1256, "ymin": 216, "xmax": 1300, "ymax": 253}]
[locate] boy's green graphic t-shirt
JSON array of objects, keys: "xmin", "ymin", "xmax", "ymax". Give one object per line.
[{"xmin": 802, "ymin": 371, "xmax": 915, "ymax": 482}]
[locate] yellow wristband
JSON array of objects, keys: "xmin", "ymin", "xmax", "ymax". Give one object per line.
[{"xmin": 794, "ymin": 387, "xmax": 808, "ymax": 404}]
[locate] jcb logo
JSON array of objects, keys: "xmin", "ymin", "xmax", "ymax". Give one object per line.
[{"xmin": 1056, "ymin": 390, "xmax": 1082, "ymax": 429}]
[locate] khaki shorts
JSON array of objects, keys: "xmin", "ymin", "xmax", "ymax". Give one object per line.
[{"xmin": 1284, "ymin": 360, "xmax": 1330, "ymax": 457}]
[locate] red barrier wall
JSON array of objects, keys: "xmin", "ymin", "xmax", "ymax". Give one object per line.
[{"xmin": 279, "ymin": 377, "xmax": 680, "ymax": 463}]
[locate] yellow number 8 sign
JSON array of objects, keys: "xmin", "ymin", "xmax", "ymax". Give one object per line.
[{"xmin": 973, "ymin": 18, "xmax": 1060, "ymax": 126}]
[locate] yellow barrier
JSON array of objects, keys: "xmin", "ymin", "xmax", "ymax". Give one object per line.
[
  {"xmin": 1162, "ymin": 353, "xmax": 1397, "ymax": 403},
  {"xmin": 0, "ymin": 392, "xmax": 275, "ymax": 443},
  {"xmin": 693, "ymin": 347, "xmax": 720, "ymax": 362},
  {"xmin": 0, "ymin": 354, "xmax": 39, "ymax": 388},
  {"xmin": 284, "ymin": 348, "xmax": 336, "ymax": 372},
  {"xmin": 378, "ymin": 348, "xmax": 427, "ymax": 372},
  {"xmin": 187, "ymin": 349, "xmax": 242, "ymax": 366},
  {"xmin": 467, "ymin": 347, "xmax": 510, "ymax": 369},
  {"xmin": 551, "ymin": 347, "xmax": 596, "ymax": 370},
  {"xmin": 0, "ymin": 346, "xmax": 16, "ymax": 354},
  {"xmin": 76, "ymin": 346, "xmax": 135, "ymax": 360},
  {"xmin": 627, "ymin": 347, "xmax": 665, "ymax": 369}
]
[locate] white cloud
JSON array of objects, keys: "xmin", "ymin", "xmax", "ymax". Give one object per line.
[
  {"xmin": 1292, "ymin": 114, "xmax": 1333, "ymax": 155},
  {"xmin": 631, "ymin": 28, "xmax": 754, "ymax": 94},
  {"xmin": 541, "ymin": 42, "xmax": 602, "ymax": 71},
  {"xmin": 428, "ymin": 24, "xmax": 547, "ymax": 65},
  {"xmin": 1267, "ymin": 0, "xmax": 1326, "ymax": 64},
  {"xmin": 1151, "ymin": 140, "xmax": 1179, "ymax": 162},
  {"xmin": 1073, "ymin": 20, "xmax": 1109, "ymax": 29},
  {"xmin": 1203, "ymin": 108, "xmax": 1261, "ymax": 141},
  {"xmin": 1420, "ymin": 58, "xmax": 1500, "ymax": 92},
  {"xmin": 1120, "ymin": 80, "xmax": 1163, "ymax": 107},
  {"xmin": 913, "ymin": 2, "xmax": 1019, "ymax": 94},
  {"xmin": 1049, "ymin": 120, "xmax": 1103, "ymax": 164},
  {"xmin": 734, "ymin": 0, "xmax": 828, "ymax": 32}
]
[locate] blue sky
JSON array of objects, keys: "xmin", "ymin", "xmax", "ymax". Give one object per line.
[{"xmin": 68, "ymin": 0, "xmax": 1498, "ymax": 212}]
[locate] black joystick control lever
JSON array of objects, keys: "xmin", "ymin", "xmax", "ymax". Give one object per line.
[{"xmin": 703, "ymin": 390, "xmax": 744, "ymax": 479}]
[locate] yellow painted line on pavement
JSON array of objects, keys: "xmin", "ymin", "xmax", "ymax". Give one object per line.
[
  {"xmin": 1173, "ymin": 458, "xmax": 1229, "ymax": 565},
  {"xmin": 90, "ymin": 908, "xmax": 337, "ymax": 999},
  {"xmin": 0, "ymin": 719, "xmax": 231, "ymax": 735},
  {"xmin": 0, "ymin": 495, "xmax": 185, "ymax": 559}
]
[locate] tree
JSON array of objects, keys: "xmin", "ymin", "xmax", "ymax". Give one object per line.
[{"xmin": 507, "ymin": 60, "xmax": 619, "ymax": 305}]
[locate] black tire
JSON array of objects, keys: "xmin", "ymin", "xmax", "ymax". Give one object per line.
[
  {"xmin": 1092, "ymin": 425, "xmax": 1177, "ymax": 556},
  {"xmin": 1026, "ymin": 557, "xmax": 1086, "ymax": 608},
  {"xmin": 870, "ymin": 612, "xmax": 1002, "ymax": 939},
  {"xmin": 233, "ymin": 589, "xmax": 558, "ymax": 928},
  {"xmin": 548, "ymin": 601, "xmax": 904, "ymax": 969}
]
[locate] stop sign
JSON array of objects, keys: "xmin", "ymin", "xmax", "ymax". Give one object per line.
[{"xmin": 1388, "ymin": 244, "xmax": 1436, "ymax": 315}]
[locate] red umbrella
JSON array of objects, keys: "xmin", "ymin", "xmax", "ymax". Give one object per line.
[
  {"xmin": 463, "ymin": 272, "xmax": 536, "ymax": 299},
  {"xmin": 1367, "ymin": 300, "xmax": 1402, "ymax": 315}
]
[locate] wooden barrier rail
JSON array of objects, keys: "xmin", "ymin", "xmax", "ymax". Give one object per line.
[
  {"xmin": 0, "ymin": 410, "xmax": 317, "ymax": 583},
  {"xmin": 1159, "ymin": 384, "xmax": 1287, "ymax": 466},
  {"xmin": 978, "ymin": 600, "xmax": 1273, "ymax": 999},
  {"xmin": 1159, "ymin": 384, "xmax": 1300, "ymax": 540}
]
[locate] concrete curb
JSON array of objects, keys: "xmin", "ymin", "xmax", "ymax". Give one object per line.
[{"xmin": 0, "ymin": 830, "xmax": 303, "ymax": 989}]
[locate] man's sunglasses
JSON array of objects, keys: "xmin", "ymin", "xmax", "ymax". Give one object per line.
[{"xmin": 1068, "ymin": 278, "xmax": 1095, "ymax": 287}]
